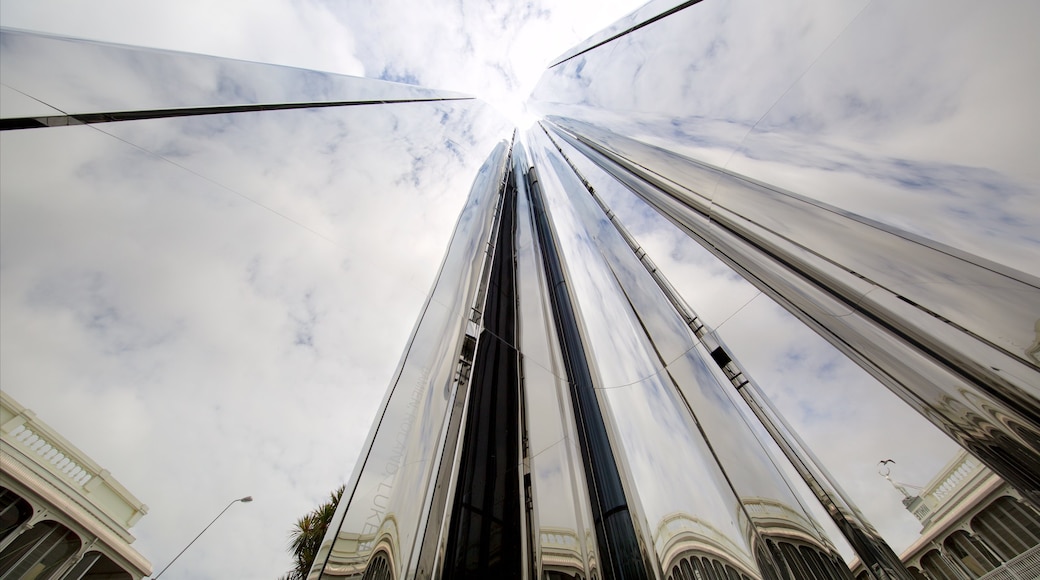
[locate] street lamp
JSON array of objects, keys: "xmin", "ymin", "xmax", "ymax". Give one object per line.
[{"xmin": 152, "ymin": 495, "xmax": 253, "ymax": 579}]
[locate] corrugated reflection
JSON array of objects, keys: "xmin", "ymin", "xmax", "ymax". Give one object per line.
[
  {"xmin": 314, "ymin": 142, "xmax": 510, "ymax": 579},
  {"xmin": 530, "ymin": 0, "xmax": 1040, "ymax": 510}
]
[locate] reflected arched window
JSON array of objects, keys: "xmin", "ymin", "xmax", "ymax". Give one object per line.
[
  {"xmin": 1006, "ymin": 419, "xmax": 1040, "ymax": 453},
  {"xmin": 679, "ymin": 558, "xmax": 696, "ymax": 580},
  {"xmin": 362, "ymin": 551, "xmax": 392, "ymax": 580},
  {"xmin": 971, "ymin": 495, "xmax": 1040, "ymax": 560},
  {"xmin": 755, "ymin": 541, "xmax": 782, "ymax": 580},
  {"xmin": 920, "ymin": 549, "xmax": 962, "ymax": 580},
  {"xmin": 711, "ymin": 558, "xmax": 728, "ymax": 580},
  {"xmin": 700, "ymin": 557, "xmax": 721, "ymax": 580},
  {"xmin": 0, "ymin": 519, "xmax": 81, "ymax": 579},
  {"xmin": 798, "ymin": 545, "xmax": 830, "ymax": 579},
  {"xmin": 777, "ymin": 542, "xmax": 814, "ymax": 579},
  {"xmin": 0, "ymin": 487, "xmax": 33, "ymax": 541},
  {"xmin": 822, "ymin": 551, "xmax": 855, "ymax": 579},
  {"xmin": 690, "ymin": 557, "xmax": 707, "ymax": 580},
  {"xmin": 944, "ymin": 529, "xmax": 999, "ymax": 575}
]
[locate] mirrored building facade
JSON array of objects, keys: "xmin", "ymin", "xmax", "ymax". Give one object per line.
[{"xmin": 2, "ymin": 0, "xmax": 1038, "ymax": 579}]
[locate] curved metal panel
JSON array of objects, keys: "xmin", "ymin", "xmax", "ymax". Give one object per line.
[
  {"xmin": 441, "ymin": 149, "xmax": 523, "ymax": 579},
  {"xmin": 0, "ymin": 28, "xmax": 468, "ymax": 119},
  {"xmin": 524, "ymin": 134, "xmax": 651, "ymax": 580},
  {"xmin": 525, "ymin": 126, "xmax": 860, "ymax": 578},
  {"xmin": 529, "ymin": 0, "xmax": 1040, "ymax": 507},
  {"xmin": 538, "ymin": 122, "xmax": 911, "ymax": 578},
  {"xmin": 514, "ymin": 141, "xmax": 602, "ymax": 578},
  {"xmin": 314, "ymin": 142, "xmax": 510, "ymax": 579}
]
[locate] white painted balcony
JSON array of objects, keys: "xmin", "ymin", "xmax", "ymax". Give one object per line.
[
  {"xmin": 0, "ymin": 392, "xmax": 148, "ymax": 543},
  {"xmin": 913, "ymin": 451, "xmax": 988, "ymax": 530}
]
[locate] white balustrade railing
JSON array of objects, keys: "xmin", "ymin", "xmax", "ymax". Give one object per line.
[
  {"xmin": 912, "ymin": 451, "xmax": 987, "ymax": 529},
  {"xmin": 927, "ymin": 454, "xmax": 981, "ymax": 504},
  {"xmin": 8, "ymin": 424, "xmax": 95, "ymax": 488},
  {"xmin": 0, "ymin": 392, "xmax": 148, "ymax": 536}
]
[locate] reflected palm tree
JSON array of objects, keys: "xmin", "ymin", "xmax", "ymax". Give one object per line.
[{"xmin": 283, "ymin": 485, "xmax": 345, "ymax": 580}]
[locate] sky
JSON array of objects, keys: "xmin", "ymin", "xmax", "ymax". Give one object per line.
[{"xmin": 0, "ymin": 0, "xmax": 986, "ymax": 578}]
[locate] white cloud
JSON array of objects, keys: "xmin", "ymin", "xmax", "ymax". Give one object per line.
[{"xmin": 320, "ymin": 0, "xmax": 650, "ymax": 124}]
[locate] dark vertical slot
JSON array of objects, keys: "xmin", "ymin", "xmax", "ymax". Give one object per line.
[
  {"xmin": 525, "ymin": 167, "xmax": 649, "ymax": 580},
  {"xmin": 443, "ymin": 172, "xmax": 522, "ymax": 579}
]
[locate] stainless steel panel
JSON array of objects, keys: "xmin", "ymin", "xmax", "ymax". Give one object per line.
[
  {"xmin": 525, "ymin": 126, "xmax": 863, "ymax": 578},
  {"xmin": 0, "ymin": 84, "xmax": 63, "ymax": 119},
  {"xmin": 725, "ymin": 0, "xmax": 1040, "ymax": 277},
  {"xmin": 0, "ymin": 28, "xmax": 467, "ymax": 119},
  {"xmin": 1, "ymin": 86, "xmax": 512, "ymax": 580},
  {"xmin": 542, "ymin": 124, "xmax": 919, "ymax": 572},
  {"xmin": 529, "ymin": 0, "xmax": 1040, "ymax": 507},
  {"xmin": 533, "ymin": 120, "xmax": 945, "ymax": 577},
  {"xmin": 525, "ymin": 132, "xmax": 652, "ymax": 579},
  {"xmin": 543, "ymin": 119, "xmax": 1040, "ymax": 505},
  {"xmin": 514, "ymin": 139, "xmax": 602, "ymax": 578},
  {"xmin": 315, "ymin": 141, "xmax": 510, "ymax": 579},
  {"xmin": 533, "ymin": 0, "xmax": 868, "ymax": 151},
  {"xmin": 549, "ymin": 0, "xmax": 698, "ymax": 67}
]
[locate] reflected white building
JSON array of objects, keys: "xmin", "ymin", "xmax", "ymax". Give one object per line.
[
  {"xmin": 0, "ymin": 393, "xmax": 151, "ymax": 579},
  {"xmin": 1, "ymin": 0, "xmax": 1038, "ymax": 579},
  {"xmin": 853, "ymin": 451, "xmax": 1040, "ymax": 579}
]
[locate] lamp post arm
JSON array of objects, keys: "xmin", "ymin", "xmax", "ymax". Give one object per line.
[{"xmin": 152, "ymin": 499, "xmax": 241, "ymax": 579}]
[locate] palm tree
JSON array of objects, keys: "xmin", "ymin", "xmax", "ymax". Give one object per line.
[{"xmin": 283, "ymin": 485, "xmax": 345, "ymax": 580}]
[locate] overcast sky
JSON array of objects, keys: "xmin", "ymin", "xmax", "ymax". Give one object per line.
[{"xmin": 0, "ymin": 1, "xmax": 970, "ymax": 578}]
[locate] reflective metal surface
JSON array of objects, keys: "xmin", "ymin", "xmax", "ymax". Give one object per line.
[
  {"xmin": 526, "ymin": 126, "xmax": 861, "ymax": 579},
  {"xmin": 538, "ymin": 124, "xmax": 911, "ymax": 579},
  {"xmin": 549, "ymin": 0, "xmax": 702, "ymax": 68},
  {"xmin": 0, "ymin": 30, "xmax": 515, "ymax": 580},
  {"xmin": 513, "ymin": 143, "xmax": 602, "ymax": 578},
  {"xmin": 315, "ymin": 142, "xmax": 511, "ymax": 579},
  {"xmin": 0, "ymin": 28, "xmax": 468, "ymax": 119},
  {"xmin": 441, "ymin": 136, "xmax": 523, "ymax": 579},
  {"xmin": 523, "ymin": 137, "xmax": 650, "ymax": 580},
  {"xmin": 531, "ymin": 0, "xmax": 1040, "ymax": 509},
  {"xmin": 7, "ymin": 2, "xmax": 1040, "ymax": 578}
]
